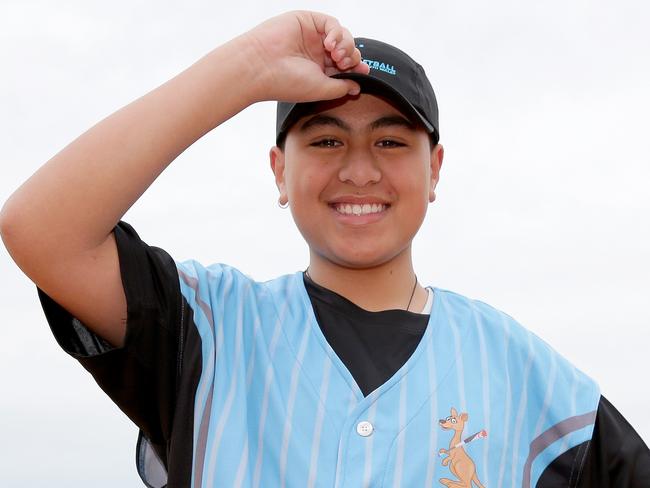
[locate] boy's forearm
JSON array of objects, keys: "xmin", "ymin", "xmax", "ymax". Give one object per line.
[{"xmin": 0, "ymin": 36, "xmax": 260, "ymax": 259}]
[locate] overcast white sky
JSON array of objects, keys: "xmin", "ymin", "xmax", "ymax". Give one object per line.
[{"xmin": 1, "ymin": 0, "xmax": 649, "ymax": 486}]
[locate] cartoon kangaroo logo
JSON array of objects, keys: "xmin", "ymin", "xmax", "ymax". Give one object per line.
[{"xmin": 438, "ymin": 407, "xmax": 486, "ymax": 488}]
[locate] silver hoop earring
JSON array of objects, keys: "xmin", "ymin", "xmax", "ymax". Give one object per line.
[{"xmin": 278, "ymin": 198, "xmax": 289, "ymax": 209}]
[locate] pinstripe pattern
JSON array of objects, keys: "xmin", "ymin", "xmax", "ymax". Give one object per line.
[
  {"xmin": 558, "ymin": 367, "xmax": 580, "ymax": 456},
  {"xmin": 333, "ymin": 434, "xmax": 345, "ymax": 488},
  {"xmin": 391, "ymin": 378, "xmax": 408, "ymax": 488},
  {"xmin": 203, "ymin": 281, "xmax": 252, "ymax": 485},
  {"xmin": 333, "ymin": 387, "xmax": 360, "ymax": 488},
  {"xmin": 170, "ymin": 267, "xmax": 599, "ymax": 488},
  {"xmin": 425, "ymin": 333, "xmax": 438, "ymax": 487},
  {"xmin": 534, "ymin": 351, "xmax": 558, "ymax": 438},
  {"xmin": 347, "ymin": 389, "xmax": 357, "ymax": 414},
  {"xmin": 496, "ymin": 315, "xmax": 513, "ymax": 488},
  {"xmin": 445, "ymin": 298, "xmax": 467, "ymax": 412},
  {"xmin": 245, "ymin": 314, "xmax": 262, "ymax": 390},
  {"xmin": 178, "ymin": 268, "xmax": 231, "ymax": 488},
  {"xmin": 473, "ymin": 303, "xmax": 491, "ymax": 487},
  {"xmin": 233, "ymin": 439, "xmax": 248, "ymax": 488},
  {"xmin": 307, "ymin": 357, "xmax": 332, "ymax": 488},
  {"xmin": 362, "ymin": 400, "xmax": 379, "ymax": 487},
  {"xmin": 251, "ymin": 366, "xmax": 275, "ymax": 488},
  {"xmin": 279, "ymin": 320, "xmax": 312, "ymax": 488},
  {"xmin": 251, "ymin": 307, "xmax": 287, "ymax": 488},
  {"xmin": 510, "ymin": 332, "xmax": 535, "ymax": 488}
]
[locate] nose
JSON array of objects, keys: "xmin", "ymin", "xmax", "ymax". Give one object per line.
[{"xmin": 337, "ymin": 148, "xmax": 382, "ymax": 187}]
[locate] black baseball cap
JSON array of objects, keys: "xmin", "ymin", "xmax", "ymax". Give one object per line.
[{"xmin": 275, "ymin": 37, "xmax": 439, "ymax": 145}]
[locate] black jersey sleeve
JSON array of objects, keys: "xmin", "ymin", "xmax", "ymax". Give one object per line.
[
  {"xmin": 538, "ymin": 395, "xmax": 650, "ymax": 487},
  {"xmin": 37, "ymin": 221, "xmax": 183, "ymax": 451},
  {"xmin": 577, "ymin": 395, "xmax": 650, "ymax": 487}
]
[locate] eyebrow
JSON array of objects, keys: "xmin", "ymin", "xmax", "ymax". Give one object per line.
[
  {"xmin": 299, "ymin": 115, "xmax": 350, "ymax": 132},
  {"xmin": 299, "ymin": 114, "xmax": 416, "ymax": 133},
  {"xmin": 369, "ymin": 115, "xmax": 416, "ymax": 131}
]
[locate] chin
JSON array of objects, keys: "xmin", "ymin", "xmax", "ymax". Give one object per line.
[{"xmin": 319, "ymin": 241, "xmax": 410, "ymax": 270}]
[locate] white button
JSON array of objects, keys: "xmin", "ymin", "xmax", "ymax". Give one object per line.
[{"xmin": 356, "ymin": 421, "xmax": 374, "ymax": 437}]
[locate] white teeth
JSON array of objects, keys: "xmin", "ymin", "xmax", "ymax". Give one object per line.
[{"xmin": 334, "ymin": 203, "xmax": 386, "ymax": 215}]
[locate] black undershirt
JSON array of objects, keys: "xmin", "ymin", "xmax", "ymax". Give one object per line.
[
  {"xmin": 304, "ymin": 272, "xmax": 428, "ymax": 396},
  {"xmin": 302, "ymin": 272, "xmax": 650, "ymax": 487}
]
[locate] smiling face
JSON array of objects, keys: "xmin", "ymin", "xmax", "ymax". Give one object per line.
[{"xmin": 270, "ymin": 93, "xmax": 443, "ymax": 271}]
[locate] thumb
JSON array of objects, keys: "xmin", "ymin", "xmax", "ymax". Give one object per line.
[{"xmin": 316, "ymin": 78, "xmax": 361, "ymax": 101}]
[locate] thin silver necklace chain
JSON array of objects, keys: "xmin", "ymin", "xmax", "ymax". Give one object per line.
[{"xmin": 305, "ymin": 268, "xmax": 419, "ymax": 312}]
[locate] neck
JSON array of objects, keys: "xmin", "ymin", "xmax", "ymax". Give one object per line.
[
  {"xmin": 307, "ymin": 248, "xmax": 427, "ymax": 312},
  {"xmin": 450, "ymin": 430, "xmax": 463, "ymax": 448}
]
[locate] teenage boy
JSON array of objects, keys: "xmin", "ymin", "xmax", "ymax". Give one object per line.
[{"xmin": 1, "ymin": 10, "xmax": 648, "ymax": 488}]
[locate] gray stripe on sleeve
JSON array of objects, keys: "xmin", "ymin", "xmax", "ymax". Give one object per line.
[
  {"xmin": 178, "ymin": 270, "xmax": 215, "ymax": 488},
  {"xmin": 522, "ymin": 410, "xmax": 597, "ymax": 488}
]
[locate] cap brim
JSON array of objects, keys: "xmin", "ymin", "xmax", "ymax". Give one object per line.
[
  {"xmin": 331, "ymin": 72, "xmax": 435, "ymax": 134},
  {"xmin": 276, "ymin": 73, "xmax": 435, "ymax": 144}
]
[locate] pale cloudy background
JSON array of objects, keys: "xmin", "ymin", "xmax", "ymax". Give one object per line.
[{"xmin": 1, "ymin": 0, "xmax": 649, "ymax": 486}]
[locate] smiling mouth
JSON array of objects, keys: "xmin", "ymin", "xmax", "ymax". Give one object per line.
[{"xmin": 332, "ymin": 203, "xmax": 388, "ymax": 216}]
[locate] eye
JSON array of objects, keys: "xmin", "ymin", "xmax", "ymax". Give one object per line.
[
  {"xmin": 376, "ymin": 139, "xmax": 406, "ymax": 148},
  {"xmin": 451, "ymin": 418, "xmax": 457, "ymax": 424},
  {"xmin": 310, "ymin": 138, "xmax": 342, "ymax": 148}
]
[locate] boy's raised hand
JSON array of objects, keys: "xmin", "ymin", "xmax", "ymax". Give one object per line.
[
  {"xmin": 0, "ymin": 11, "xmax": 368, "ymax": 349},
  {"xmin": 243, "ymin": 11, "xmax": 370, "ymax": 103}
]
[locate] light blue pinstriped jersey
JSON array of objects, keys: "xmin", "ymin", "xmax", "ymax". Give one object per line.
[{"xmin": 177, "ymin": 261, "xmax": 600, "ymax": 488}]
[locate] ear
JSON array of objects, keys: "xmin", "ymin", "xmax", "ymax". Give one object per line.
[
  {"xmin": 429, "ymin": 144, "xmax": 444, "ymax": 203},
  {"xmin": 270, "ymin": 146, "xmax": 288, "ymax": 206},
  {"xmin": 460, "ymin": 413, "xmax": 468, "ymax": 422},
  {"xmin": 450, "ymin": 407, "xmax": 458, "ymax": 417}
]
